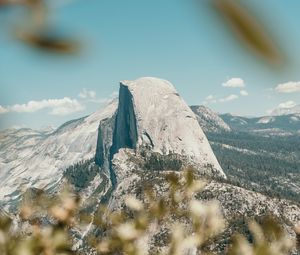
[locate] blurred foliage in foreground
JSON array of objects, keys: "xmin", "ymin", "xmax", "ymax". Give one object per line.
[
  {"xmin": 0, "ymin": 0, "xmax": 79, "ymax": 53},
  {"xmin": 1, "ymin": 0, "xmax": 284, "ymax": 66},
  {"xmin": 0, "ymin": 168, "xmax": 298, "ymax": 255}
]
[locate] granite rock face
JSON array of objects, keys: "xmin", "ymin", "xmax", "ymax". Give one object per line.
[{"xmin": 104, "ymin": 77, "xmax": 226, "ymax": 179}]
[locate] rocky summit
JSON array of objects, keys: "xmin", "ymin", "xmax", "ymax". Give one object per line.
[{"xmin": 97, "ymin": 77, "xmax": 226, "ymax": 180}]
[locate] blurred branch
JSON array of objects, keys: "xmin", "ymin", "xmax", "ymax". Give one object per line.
[
  {"xmin": 1, "ymin": 0, "xmax": 285, "ymax": 62},
  {"xmin": 1, "ymin": 0, "xmax": 79, "ymax": 54},
  {"xmin": 16, "ymin": 31, "xmax": 80, "ymax": 53},
  {"xmin": 213, "ymin": 0, "xmax": 283, "ymax": 66}
]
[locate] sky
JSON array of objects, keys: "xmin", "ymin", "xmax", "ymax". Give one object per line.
[{"xmin": 0, "ymin": 0, "xmax": 300, "ymax": 130}]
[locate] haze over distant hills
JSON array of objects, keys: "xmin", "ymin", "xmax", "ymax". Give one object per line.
[
  {"xmin": 191, "ymin": 105, "xmax": 300, "ymax": 203},
  {"xmin": 220, "ymin": 112, "xmax": 300, "ymax": 135}
]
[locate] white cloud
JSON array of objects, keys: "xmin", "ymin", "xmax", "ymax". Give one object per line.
[
  {"xmin": 219, "ymin": 94, "xmax": 239, "ymax": 103},
  {"xmin": 1, "ymin": 97, "xmax": 84, "ymax": 116},
  {"xmin": 78, "ymin": 88, "xmax": 96, "ymax": 99},
  {"xmin": 205, "ymin": 95, "xmax": 215, "ymax": 101},
  {"xmin": 203, "ymin": 95, "xmax": 217, "ymax": 105},
  {"xmin": 240, "ymin": 90, "xmax": 249, "ymax": 96},
  {"xmin": 0, "ymin": 88, "xmax": 119, "ymax": 117},
  {"xmin": 277, "ymin": 100, "xmax": 297, "ymax": 109},
  {"xmin": 10, "ymin": 124, "xmax": 28, "ymax": 129},
  {"xmin": 11, "ymin": 100, "xmax": 50, "ymax": 113},
  {"xmin": 203, "ymin": 93, "xmax": 239, "ymax": 104},
  {"xmin": 268, "ymin": 100, "xmax": 299, "ymax": 115},
  {"xmin": 79, "ymin": 89, "xmax": 118, "ymax": 105},
  {"xmin": 222, "ymin": 78, "xmax": 245, "ymax": 88},
  {"xmin": 110, "ymin": 90, "xmax": 119, "ymax": 98},
  {"xmin": 275, "ymin": 81, "xmax": 300, "ymax": 93},
  {"xmin": 0, "ymin": 105, "xmax": 8, "ymax": 114},
  {"xmin": 49, "ymin": 100, "xmax": 84, "ymax": 115},
  {"xmin": 87, "ymin": 90, "xmax": 119, "ymax": 104}
]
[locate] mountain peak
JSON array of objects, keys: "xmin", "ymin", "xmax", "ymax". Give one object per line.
[
  {"xmin": 107, "ymin": 77, "xmax": 226, "ymax": 178},
  {"xmin": 121, "ymin": 77, "xmax": 175, "ymax": 90},
  {"xmin": 191, "ymin": 105, "xmax": 231, "ymax": 133}
]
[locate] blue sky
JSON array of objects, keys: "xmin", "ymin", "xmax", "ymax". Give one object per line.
[{"xmin": 0, "ymin": 0, "xmax": 300, "ymax": 130}]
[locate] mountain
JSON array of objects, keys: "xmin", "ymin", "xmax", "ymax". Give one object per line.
[
  {"xmin": 190, "ymin": 104, "xmax": 300, "ymax": 136},
  {"xmin": 220, "ymin": 112, "xmax": 300, "ymax": 135},
  {"xmin": 190, "ymin": 105, "xmax": 231, "ymax": 133},
  {"xmin": 105, "ymin": 78, "xmax": 225, "ymax": 178},
  {"xmin": 192, "ymin": 105, "xmax": 300, "ymax": 203},
  {"xmin": 0, "ymin": 100, "xmax": 117, "ymax": 210},
  {"xmin": 0, "ymin": 78, "xmax": 300, "ymax": 254}
]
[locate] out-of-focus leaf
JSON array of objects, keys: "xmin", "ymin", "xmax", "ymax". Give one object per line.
[
  {"xmin": 17, "ymin": 31, "xmax": 80, "ymax": 54},
  {"xmin": 2, "ymin": 0, "xmax": 80, "ymax": 54},
  {"xmin": 0, "ymin": 0, "xmax": 40, "ymax": 7},
  {"xmin": 295, "ymin": 224, "xmax": 300, "ymax": 252},
  {"xmin": 213, "ymin": 0, "xmax": 283, "ymax": 66}
]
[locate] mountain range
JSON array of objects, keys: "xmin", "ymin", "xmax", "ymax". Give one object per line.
[
  {"xmin": 220, "ymin": 112, "xmax": 300, "ymax": 135},
  {"xmin": 0, "ymin": 77, "xmax": 299, "ymax": 254},
  {"xmin": 191, "ymin": 105, "xmax": 300, "ymax": 204}
]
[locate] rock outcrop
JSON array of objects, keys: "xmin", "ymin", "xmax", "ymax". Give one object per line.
[{"xmin": 96, "ymin": 77, "xmax": 226, "ymax": 179}]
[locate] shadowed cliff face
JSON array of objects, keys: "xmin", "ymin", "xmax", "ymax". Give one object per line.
[
  {"xmin": 95, "ymin": 84, "xmax": 139, "ymax": 187},
  {"xmin": 95, "ymin": 83, "xmax": 140, "ymax": 159},
  {"xmin": 95, "ymin": 115, "xmax": 116, "ymax": 172},
  {"xmin": 110, "ymin": 84, "xmax": 138, "ymax": 157}
]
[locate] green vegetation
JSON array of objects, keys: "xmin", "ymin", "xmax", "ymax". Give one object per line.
[
  {"xmin": 142, "ymin": 151, "xmax": 183, "ymax": 171},
  {"xmin": 64, "ymin": 160, "xmax": 101, "ymax": 191},
  {"xmin": 207, "ymin": 132, "xmax": 300, "ymax": 203}
]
